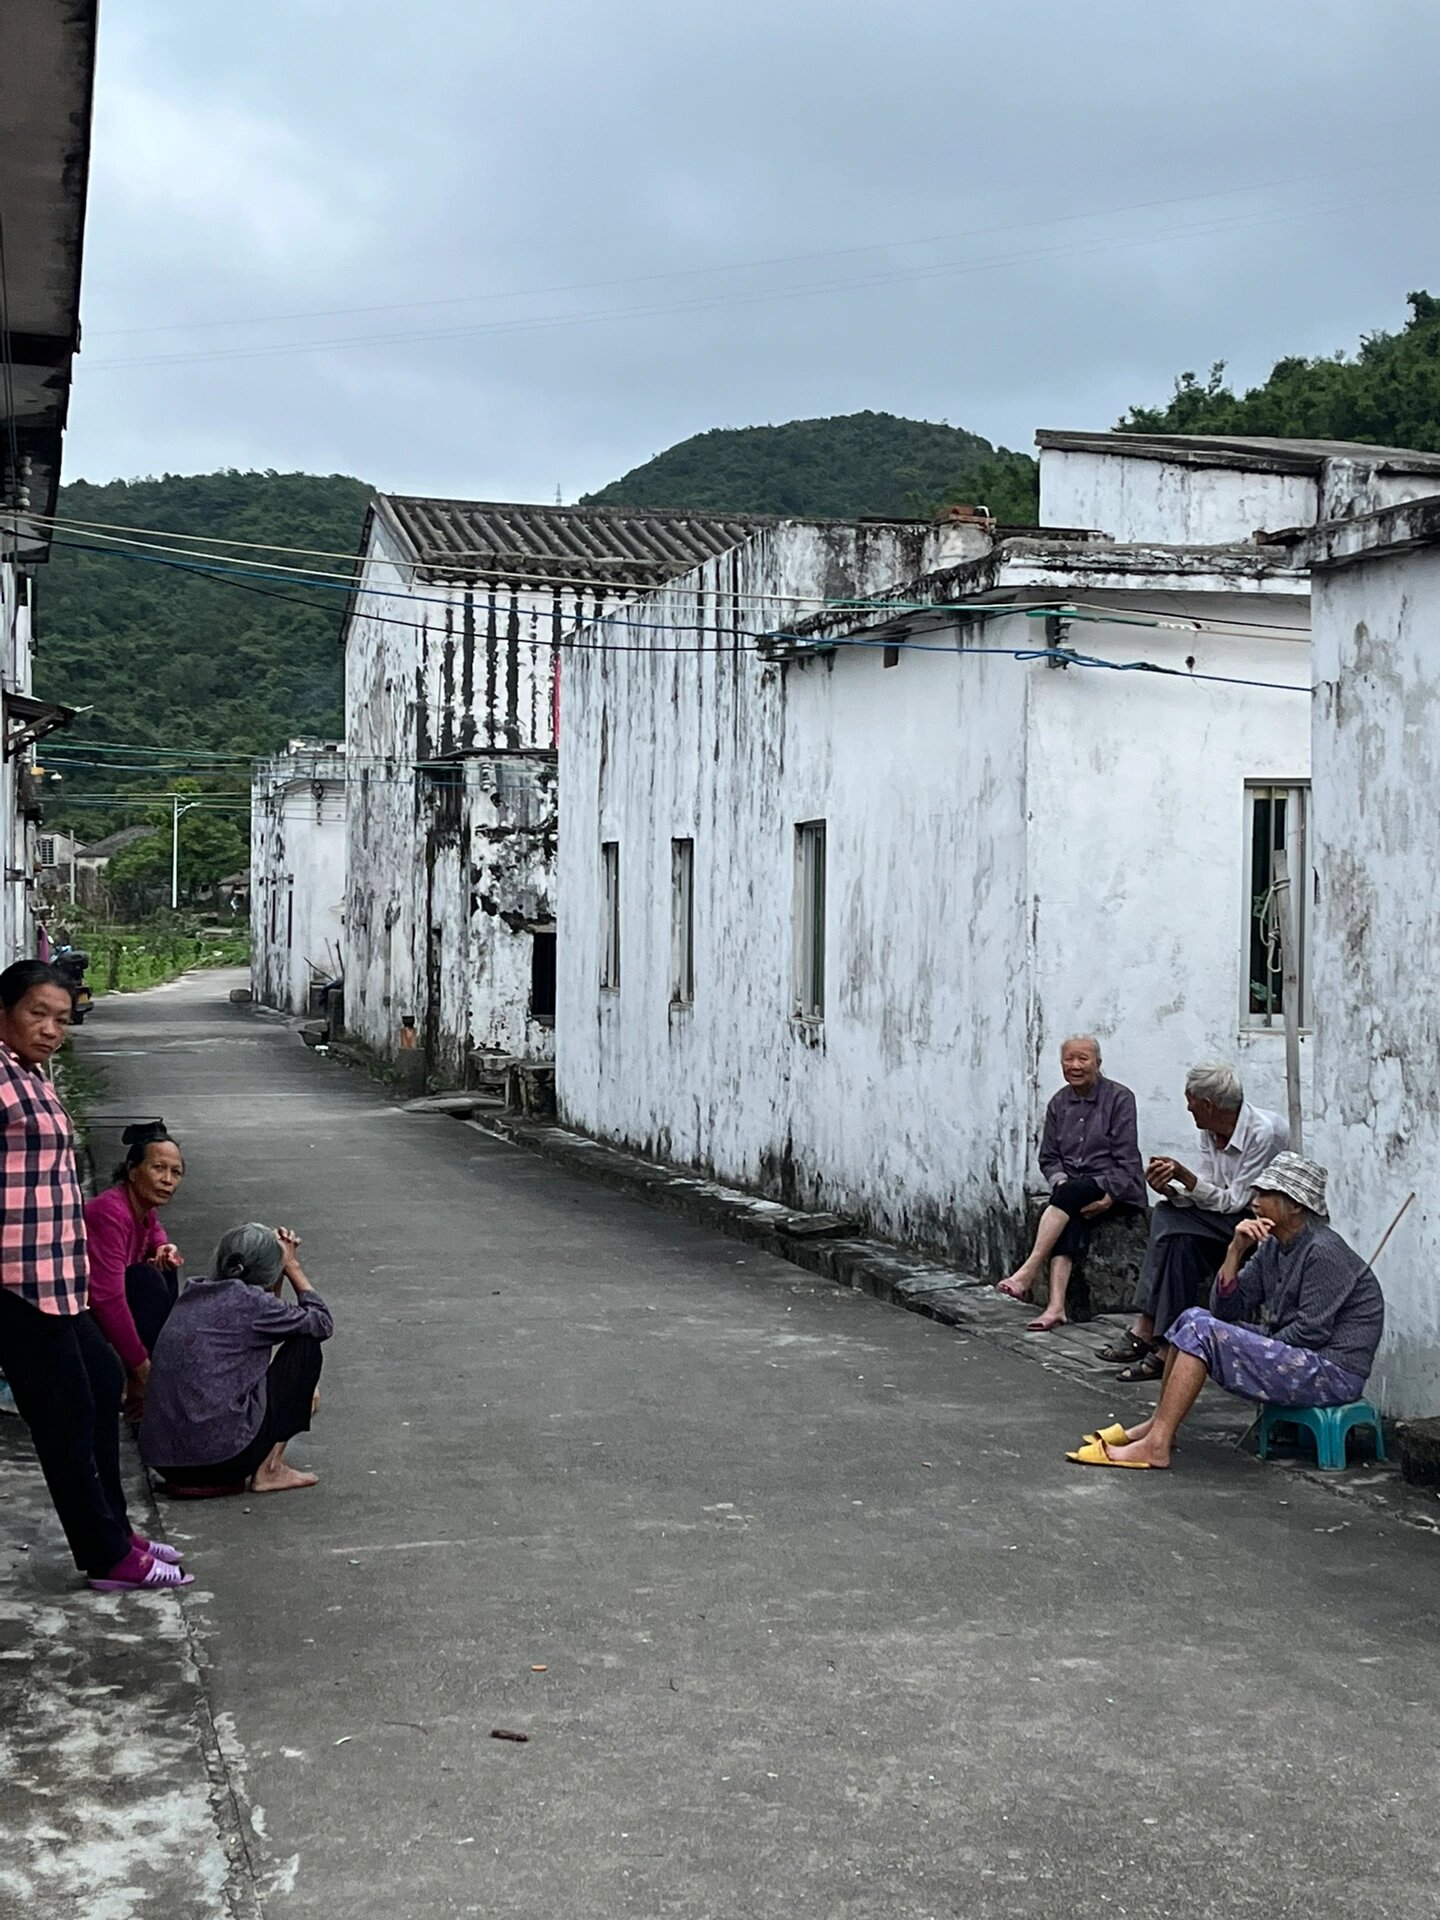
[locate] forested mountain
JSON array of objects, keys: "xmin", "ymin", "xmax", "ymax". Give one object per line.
[
  {"xmin": 1120, "ymin": 290, "xmax": 1440, "ymax": 447},
  {"xmin": 36, "ymin": 469, "xmax": 371, "ymax": 764},
  {"xmin": 582, "ymin": 410, "xmax": 1038, "ymax": 520}
]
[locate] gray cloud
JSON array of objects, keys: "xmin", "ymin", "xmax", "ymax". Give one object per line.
[{"xmin": 66, "ymin": 0, "xmax": 1440, "ymax": 500}]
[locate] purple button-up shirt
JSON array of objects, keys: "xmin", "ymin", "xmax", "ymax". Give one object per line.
[{"xmin": 1038, "ymin": 1075, "xmax": 1147, "ymax": 1210}]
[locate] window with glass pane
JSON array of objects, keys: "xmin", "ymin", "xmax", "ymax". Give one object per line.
[
  {"xmin": 1244, "ymin": 783, "xmax": 1310, "ymax": 1027},
  {"xmin": 794, "ymin": 820, "xmax": 827, "ymax": 1019},
  {"xmin": 670, "ymin": 838, "xmax": 694, "ymax": 1004},
  {"xmin": 601, "ymin": 841, "xmax": 620, "ymax": 989}
]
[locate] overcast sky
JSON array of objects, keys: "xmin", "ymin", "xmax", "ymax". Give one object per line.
[{"xmin": 66, "ymin": 0, "xmax": 1440, "ymax": 502}]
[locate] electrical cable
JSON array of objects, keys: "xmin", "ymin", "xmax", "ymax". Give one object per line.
[
  {"xmin": 95, "ymin": 163, "xmax": 1397, "ymax": 342},
  {"xmin": 31, "ymin": 527, "xmax": 1311, "ymax": 656},
  {"xmin": 14, "ymin": 512, "xmax": 1315, "ymax": 631},
  {"xmin": 82, "ymin": 185, "xmax": 1432, "ymax": 374}
]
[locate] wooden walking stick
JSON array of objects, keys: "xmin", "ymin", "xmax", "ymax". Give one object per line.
[{"xmin": 1367, "ymin": 1191, "xmax": 1416, "ymax": 1270}]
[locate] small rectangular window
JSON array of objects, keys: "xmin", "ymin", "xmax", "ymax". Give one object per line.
[
  {"xmin": 794, "ymin": 820, "xmax": 827, "ymax": 1019},
  {"xmin": 530, "ymin": 925, "xmax": 556, "ymax": 1020},
  {"xmin": 600, "ymin": 841, "xmax": 620, "ymax": 989},
  {"xmin": 1244, "ymin": 782, "xmax": 1311, "ymax": 1028},
  {"xmin": 670, "ymin": 838, "xmax": 695, "ymax": 1004}
]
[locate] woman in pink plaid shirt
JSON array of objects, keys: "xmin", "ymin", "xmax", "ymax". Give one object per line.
[{"xmin": 0, "ymin": 961, "xmax": 191, "ymax": 1591}]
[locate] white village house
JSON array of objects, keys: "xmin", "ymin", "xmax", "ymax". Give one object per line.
[
  {"xmin": 251, "ymin": 740, "xmax": 346, "ymax": 1016},
  {"xmin": 1300, "ymin": 490, "xmax": 1440, "ymax": 1417},
  {"xmin": 0, "ymin": 4, "xmax": 94, "ymax": 964},
  {"xmin": 556, "ymin": 432, "xmax": 1440, "ymax": 1276},
  {"xmin": 340, "ymin": 494, "xmax": 764, "ymax": 1082}
]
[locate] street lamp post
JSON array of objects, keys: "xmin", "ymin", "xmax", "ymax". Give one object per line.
[{"xmin": 170, "ymin": 796, "xmax": 201, "ymax": 910}]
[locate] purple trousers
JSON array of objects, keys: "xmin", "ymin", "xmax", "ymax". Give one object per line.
[{"xmin": 1167, "ymin": 1308, "xmax": 1367, "ymax": 1407}]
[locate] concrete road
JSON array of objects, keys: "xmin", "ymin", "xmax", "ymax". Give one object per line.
[{"xmin": 71, "ymin": 973, "xmax": 1440, "ymax": 1918}]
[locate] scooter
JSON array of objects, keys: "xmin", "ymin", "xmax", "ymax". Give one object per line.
[{"xmin": 53, "ymin": 945, "xmax": 93, "ymax": 1026}]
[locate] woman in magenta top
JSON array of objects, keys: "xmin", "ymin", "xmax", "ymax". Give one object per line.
[
  {"xmin": 84, "ymin": 1122, "xmax": 185, "ymax": 1420},
  {"xmin": 0, "ymin": 963, "xmax": 190, "ymax": 1591}
]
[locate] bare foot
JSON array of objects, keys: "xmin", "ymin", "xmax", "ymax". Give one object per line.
[
  {"xmin": 1104, "ymin": 1435, "xmax": 1171, "ymax": 1468},
  {"xmin": 1123, "ymin": 1416, "xmax": 1155, "ymax": 1443},
  {"xmin": 250, "ymin": 1462, "xmax": 319, "ymax": 1494},
  {"xmin": 1027, "ymin": 1312, "xmax": 1066, "ymax": 1332},
  {"xmin": 995, "ymin": 1275, "xmax": 1032, "ymax": 1300}
]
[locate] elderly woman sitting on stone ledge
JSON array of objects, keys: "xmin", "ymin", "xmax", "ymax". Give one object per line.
[
  {"xmin": 995, "ymin": 1034, "xmax": 1147, "ymax": 1332},
  {"xmin": 1067, "ymin": 1153, "xmax": 1384, "ymax": 1469}
]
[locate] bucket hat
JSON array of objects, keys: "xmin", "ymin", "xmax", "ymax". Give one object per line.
[{"xmin": 1251, "ymin": 1152, "xmax": 1328, "ymax": 1219}]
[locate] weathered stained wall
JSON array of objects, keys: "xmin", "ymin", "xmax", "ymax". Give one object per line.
[
  {"xmin": 344, "ymin": 512, "xmax": 567, "ymax": 1071},
  {"xmin": 1040, "ymin": 447, "xmax": 1318, "ymax": 544},
  {"xmin": 557, "ymin": 521, "xmax": 1031, "ymax": 1269},
  {"xmin": 1310, "ymin": 541, "xmax": 1440, "ymax": 1415},
  {"xmin": 559, "ymin": 528, "xmax": 1314, "ymax": 1269},
  {"xmin": 250, "ymin": 748, "xmax": 346, "ymax": 1015},
  {"xmin": 1024, "ymin": 595, "xmax": 1312, "ymax": 1155},
  {"xmin": 1, "ymin": 558, "xmax": 37, "ymax": 965},
  {"xmin": 412, "ymin": 753, "xmax": 557, "ymax": 1083}
]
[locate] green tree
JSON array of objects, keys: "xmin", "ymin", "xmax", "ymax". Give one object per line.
[
  {"xmin": 1118, "ymin": 291, "xmax": 1440, "ymax": 450},
  {"xmin": 105, "ymin": 805, "xmax": 247, "ymax": 916},
  {"xmin": 909, "ymin": 451, "xmax": 1040, "ymax": 526},
  {"xmin": 36, "ymin": 469, "xmax": 371, "ymax": 816}
]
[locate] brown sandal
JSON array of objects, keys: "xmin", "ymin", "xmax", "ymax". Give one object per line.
[
  {"xmin": 1097, "ymin": 1332, "xmax": 1150, "ymax": 1366},
  {"xmin": 1115, "ymin": 1352, "xmax": 1165, "ymax": 1383}
]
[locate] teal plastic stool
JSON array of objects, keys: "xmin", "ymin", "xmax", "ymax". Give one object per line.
[{"xmin": 1257, "ymin": 1399, "xmax": 1386, "ymax": 1471}]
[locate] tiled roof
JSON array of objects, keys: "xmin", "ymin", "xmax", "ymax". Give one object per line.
[
  {"xmin": 76, "ymin": 824, "xmax": 152, "ymax": 861},
  {"xmin": 372, "ymin": 494, "xmax": 769, "ymax": 587}
]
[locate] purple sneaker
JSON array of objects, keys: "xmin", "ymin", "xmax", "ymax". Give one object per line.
[
  {"xmin": 131, "ymin": 1533, "xmax": 184, "ymax": 1567},
  {"xmin": 90, "ymin": 1548, "xmax": 195, "ymax": 1593}
]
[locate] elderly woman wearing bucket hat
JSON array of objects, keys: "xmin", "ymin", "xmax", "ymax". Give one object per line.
[{"xmin": 1068, "ymin": 1154, "xmax": 1384, "ymax": 1469}]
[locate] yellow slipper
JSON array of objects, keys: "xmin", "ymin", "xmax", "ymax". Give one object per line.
[
  {"xmin": 1082, "ymin": 1422, "xmax": 1129, "ymax": 1448},
  {"xmin": 1065, "ymin": 1439, "xmax": 1155, "ymax": 1469}
]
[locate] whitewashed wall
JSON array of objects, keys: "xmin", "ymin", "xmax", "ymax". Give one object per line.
[
  {"xmin": 1041, "ymin": 447, "xmax": 1318, "ymax": 544},
  {"xmin": 1310, "ymin": 540, "xmax": 1440, "ymax": 1416},
  {"xmin": 343, "ymin": 513, "xmax": 560, "ymax": 1069},
  {"xmin": 559, "ymin": 529, "xmax": 1314, "ymax": 1269},
  {"xmin": 250, "ymin": 751, "xmax": 346, "ymax": 1015},
  {"xmin": 1022, "ymin": 595, "xmax": 1312, "ymax": 1160},
  {"xmin": 1, "ymin": 557, "xmax": 36, "ymax": 964},
  {"xmin": 557, "ymin": 522, "xmax": 1029, "ymax": 1269}
]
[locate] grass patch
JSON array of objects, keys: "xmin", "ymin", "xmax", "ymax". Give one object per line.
[{"xmin": 72, "ymin": 917, "xmax": 249, "ymax": 995}]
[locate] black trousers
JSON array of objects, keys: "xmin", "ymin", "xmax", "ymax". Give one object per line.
[
  {"xmin": 161, "ymin": 1336, "xmax": 324, "ymax": 1487},
  {"xmin": 1135, "ymin": 1202, "xmax": 1247, "ymax": 1337},
  {"xmin": 0, "ymin": 1288, "xmax": 132, "ymax": 1577},
  {"xmin": 1046, "ymin": 1178, "xmax": 1142, "ymax": 1258},
  {"xmin": 125, "ymin": 1262, "xmax": 178, "ymax": 1357}
]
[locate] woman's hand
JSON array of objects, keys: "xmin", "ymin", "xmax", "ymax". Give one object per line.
[
  {"xmin": 1218, "ymin": 1216, "xmax": 1270, "ymax": 1290},
  {"xmin": 1229, "ymin": 1217, "xmax": 1272, "ymax": 1256},
  {"xmin": 275, "ymin": 1227, "xmax": 311, "ymax": 1292},
  {"xmin": 124, "ymin": 1358, "xmax": 151, "ymax": 1423},
  {"xmin": 155, "ymin": 1243, "xmax": 183, "ymax": 1273}
]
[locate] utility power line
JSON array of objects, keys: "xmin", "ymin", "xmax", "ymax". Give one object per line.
[
  {"xmin": 82, "ymin": 185, "xmax": 1431, "ymax": 374},
  {"xmin": 93, "ymin": 164, "xmax": 1386, "ymax": 341}
]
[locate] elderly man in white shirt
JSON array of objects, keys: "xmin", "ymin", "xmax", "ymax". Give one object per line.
[{"xmin": 1097, "ymin": 1062, "xmax": 1288, "ymax": 1383}]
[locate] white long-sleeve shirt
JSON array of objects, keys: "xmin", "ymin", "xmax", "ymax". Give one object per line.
[{"xmin": 1171, "ymin": 1101, "xmax": 1289, "ymax": 1215}]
